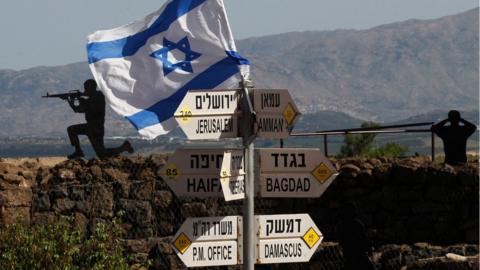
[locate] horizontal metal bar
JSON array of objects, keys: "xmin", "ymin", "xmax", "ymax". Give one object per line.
[
  {"xmin": 305, "ymin": 122, "xmax": 434, "ymax": 134},
  {"xmin": 291, "ymin": 128, "xmax": 432, "ymax": 137}
]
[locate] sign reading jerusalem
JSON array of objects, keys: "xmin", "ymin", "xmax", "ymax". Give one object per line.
[
  {"xmin": 174, "ymin": 89, "xmax": 241, "ymax": 140},
  {"xmin": 257, "ymin": 148, "xmax": 338, "ymax": 198},
  {"xmin": 158, "ymin": 149, "xmax": 245, "ymax": 199},
  {"xmin": 253, "ymin": 89, "xmax": 300, "ymax": 139},
  {"xmin": 172, "ymin": 216, "xmax": 243, "ymax": 267},
  {"xmin": 255, "ymin": 214, "xmax": 323, "ymax": 264}
]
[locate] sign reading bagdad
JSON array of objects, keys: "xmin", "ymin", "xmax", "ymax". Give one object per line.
[
  {"xmin": 172, "ymin": 216, "xmax": 243, "ymax": 267},
  {"xmin": 257, "ymin": 148, "xmax": 338, "ymax": 197}
]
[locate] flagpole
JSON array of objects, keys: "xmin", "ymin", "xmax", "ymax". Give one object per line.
[{"xmin": 240, "ymin": 76, "xmax": 256, "ymax": 270}]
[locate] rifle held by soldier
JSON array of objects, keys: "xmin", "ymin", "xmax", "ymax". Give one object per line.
[{"xmin": 42, "ymin": 90, "xmax": 86, "ymax": 100}]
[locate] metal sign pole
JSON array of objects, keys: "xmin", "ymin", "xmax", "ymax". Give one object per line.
[
  {"xmin": 244, "ymin": 141, "xmax": 255, "ymax": 270},
  {"xmin": 239, "ymin": 78, "xmax": 256, "ymax": 270}
]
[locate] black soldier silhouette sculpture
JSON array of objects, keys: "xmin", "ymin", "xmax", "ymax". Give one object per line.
[
  {"xmin": 44, "ymin": 79, "xmax": 134, "ymax": 159},
  {"xmin": 431, "ymin": 110, "xmax": 477, "ymax": 165}
]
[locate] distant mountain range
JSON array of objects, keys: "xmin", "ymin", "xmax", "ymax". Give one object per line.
[
  {"xmin": 240, "ymin": 8, "xmax": 478, "ymax": 120},
  {"xmin": 0, "ymin": 8, "xmax": 477, "ymax": 138},
  {"xmin": 293, "ymin": 109, "xmax": 478, "ymax": 132}
]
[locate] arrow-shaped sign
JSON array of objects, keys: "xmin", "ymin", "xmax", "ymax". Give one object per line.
[
  {"xmin": 174, "ymin": 89, "xmax": 242, "ymax": 140},
  {"xmin": 220, "ymin": 150, "xmax": 245, "ymax": 201},
  {"xmin": 253, "ymin": 89, "xmax": 301, "ymax": 139},
  {"xmin": 257, "ymin": 148, "xmax": 338, "ymax": 198},
  {"xmin": 172, "ymin": 216, "xmax": 243, "ymax": 267},
  {"xmin": 255, "ymin": 214, "xmax": 323, "ymax": 264},
  {"xmin": 158, "ymin": 149, "xmax": 245, "ymax": 199}
]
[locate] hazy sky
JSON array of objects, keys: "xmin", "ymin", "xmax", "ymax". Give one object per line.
[{"xmin": 0, "ymin": 0, "xmax": 477, "ymax": 70}]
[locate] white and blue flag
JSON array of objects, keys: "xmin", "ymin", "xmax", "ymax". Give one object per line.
[{"xmin": 87, "ymin": 0, "xmax": 249, "ymax": 139}]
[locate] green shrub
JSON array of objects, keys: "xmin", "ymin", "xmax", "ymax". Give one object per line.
[
  {"xmin": 367, "ymin": 142, "xmax": 409, "ymax": 158},
  {"xmin": 0, "ymin": 215, "xmax": 130, "ymax": 270}
]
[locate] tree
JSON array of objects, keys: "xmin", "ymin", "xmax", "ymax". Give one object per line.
[
  {"xmin": 340, "ymin": 122, "xmax": 379, "ymax": 157},
  {"xmin": 339, "ymin": 122, "xmax": 408, "ymax": 158}
]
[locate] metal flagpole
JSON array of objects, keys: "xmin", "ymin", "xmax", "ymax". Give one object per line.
[{"xmin": 240, "ymin": 77, "xmax": 256, "ymax": 270}]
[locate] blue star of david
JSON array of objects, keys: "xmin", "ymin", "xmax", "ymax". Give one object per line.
[{"xmin": 150, "ymin": 36, "xmax": 202, "ymax": 76}]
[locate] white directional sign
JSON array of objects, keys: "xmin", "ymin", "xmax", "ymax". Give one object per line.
[
  {"xmin": 172, "ymin": 216, "xmax": 243, "ymax": 267},
  {"xmin": 220, "ymin": 150, "xmax": 245, "ymax": 201},
  {"xmin": 258, "ymin": 148, "xmax": 338, "ymax": 198},
  {"xmin": 175, "ymin": 89, "xmax": 241, "ymax": 140},
  {"xmin": 253, "ymin": 89, "xmax": 300, "ymax": 139},
  {"xmin": 158, "ymin": 149, "xmax": 244, "ymax": 199},
  {"xmin": 255, "ymin": 214, "xmax": 323, "ymax": 264}
]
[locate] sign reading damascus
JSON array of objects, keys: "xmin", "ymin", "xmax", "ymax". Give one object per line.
[{"xmin": 255, "ymin": 214, "xmax": 323, "ymax": 264}]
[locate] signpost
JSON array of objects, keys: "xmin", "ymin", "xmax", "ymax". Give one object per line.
[
  {"xmin": 172, "ymin": 216, "xmax": 243, "ymax": 267},
  {"xmin": 253, "ymin": 89, "xmax": 301, "ymax": 139},
  {"xmin": 174, "ymin": 89, "xmax": 241, "ymax": 140},
  {"xmin": 168, "ymin": 88, "xmax": 335, "ymax": 269},
  {"xmin": 255, "ymin": 214, "xmax": 323, "ymax": 264},
  {"xmin": 158, "ymin": 149, "xmax": 244, "ymax": 199},
  {"xmin": 258, "ymin": 148, "xmax": 338, "ymax": 198}
]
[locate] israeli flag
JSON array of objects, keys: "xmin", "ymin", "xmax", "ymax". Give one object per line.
[{"xmin": 87, "ymin": 0, "xmax": 249, "ymax": 139}]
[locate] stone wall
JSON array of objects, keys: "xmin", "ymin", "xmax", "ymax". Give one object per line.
[
  {"xmin": 0, "ymin": 155, "xmax": 478, "ymax": 269},
  {"xmin": 313, "ymin": 156, "xmax": 479, "ymax": 245}
]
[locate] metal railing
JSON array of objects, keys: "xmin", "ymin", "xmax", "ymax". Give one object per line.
[{"xmin": 282, "ymin": 122, "xmax": 436, "ymax": 159}]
